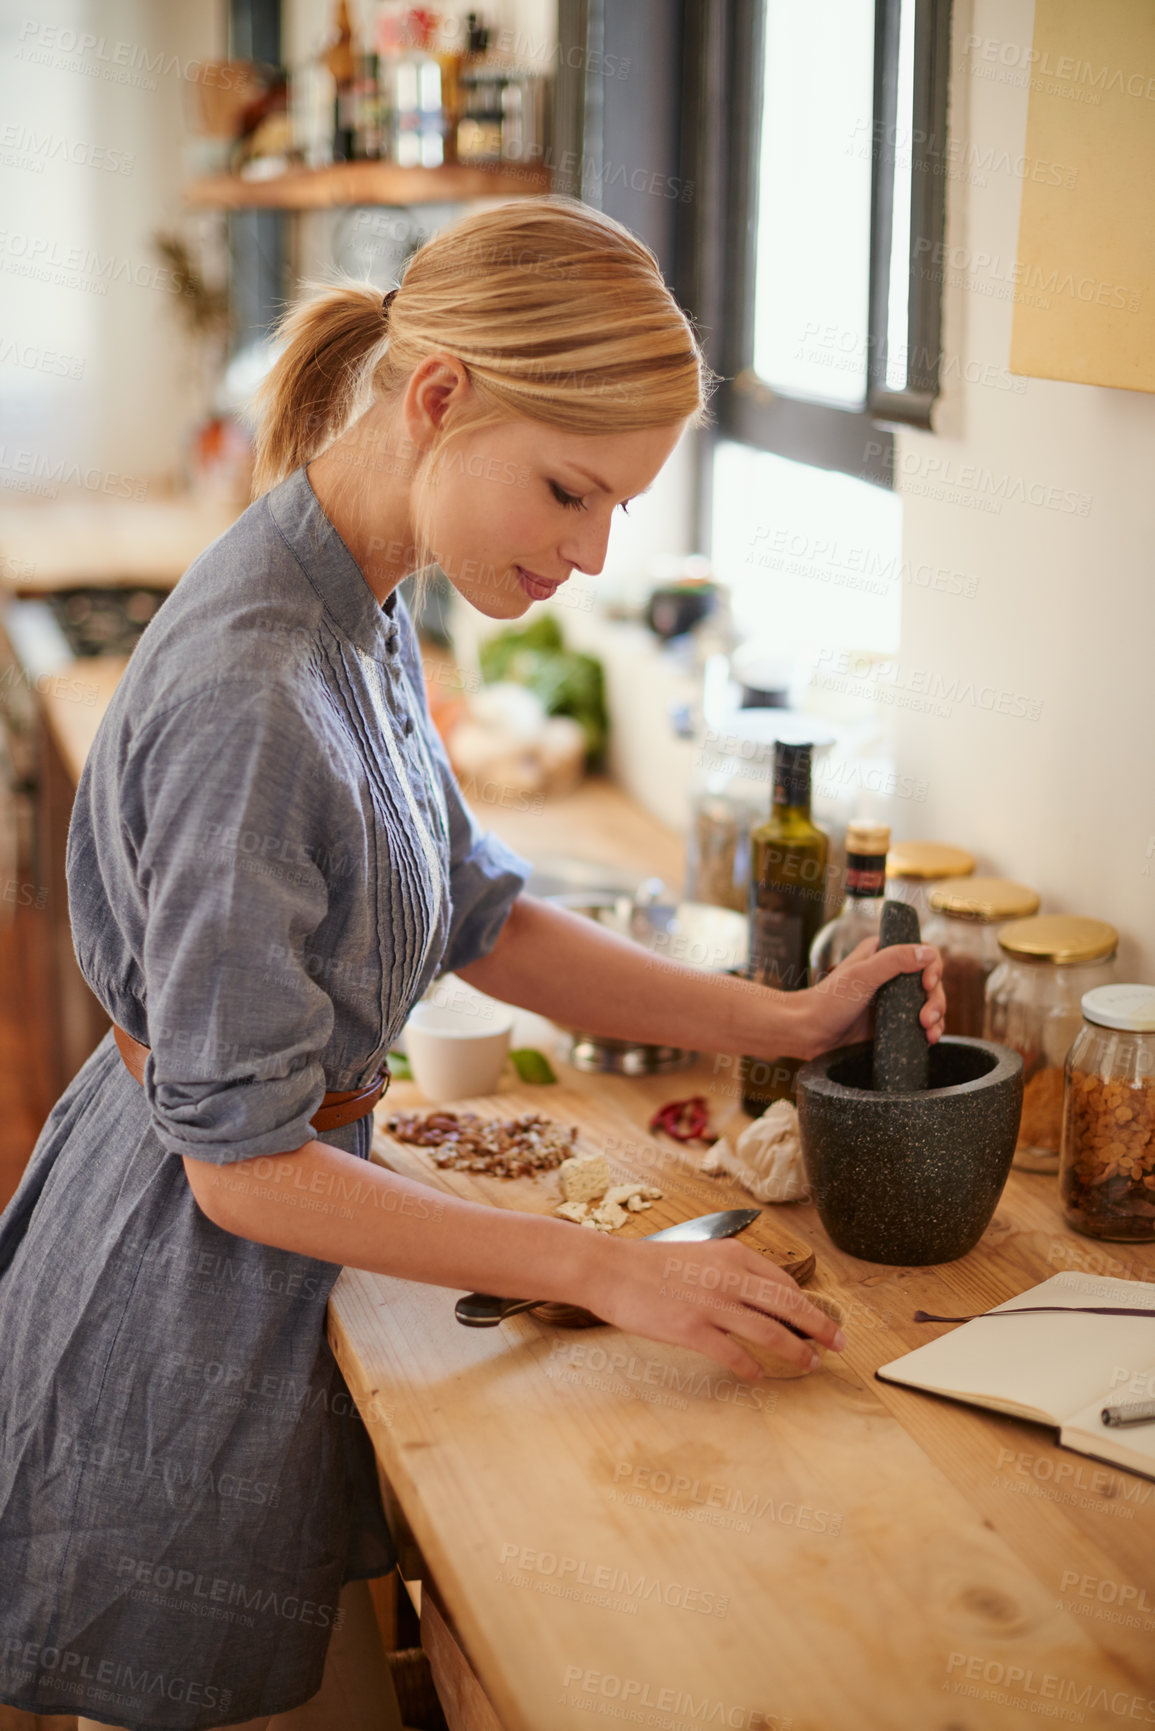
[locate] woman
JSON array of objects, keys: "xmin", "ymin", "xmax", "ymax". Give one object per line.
[{"xmin": 0, "ymin": 198, "xmax": 944, "ymax": 1731}]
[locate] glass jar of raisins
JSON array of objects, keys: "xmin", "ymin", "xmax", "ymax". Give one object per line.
[{"xmin": 1060, "ymin": 985, "xmax": 1155, "ymax": 1241}]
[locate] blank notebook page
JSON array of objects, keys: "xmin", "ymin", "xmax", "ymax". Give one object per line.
[{"xmin": 876, "ymin": 1273, "xmax": 1155, "ymax": 1425}]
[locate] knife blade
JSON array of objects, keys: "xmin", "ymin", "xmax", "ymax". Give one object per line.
[{"xmin": 454, "ymin": 1207, "xmax": 763, "ymax": 1327}]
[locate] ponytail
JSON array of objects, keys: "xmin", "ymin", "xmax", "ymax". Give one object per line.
[{"xmin": 252, "ymin": 279, "xmax": 391, "ymax": 497}]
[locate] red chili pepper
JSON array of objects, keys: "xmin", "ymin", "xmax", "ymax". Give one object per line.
[{"xmin": 649, "ymin": 1095, "xmax": 714, "ymax": 1143}]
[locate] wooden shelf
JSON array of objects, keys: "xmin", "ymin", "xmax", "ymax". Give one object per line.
[{"xmin": 184, "ymin": 159, "xmax": 551, "ymax": 210}]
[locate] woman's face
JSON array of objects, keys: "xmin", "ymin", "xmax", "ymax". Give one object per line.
[{"xmin": 410, "ymin": 392, "xmax": 687, "ymax": 619}]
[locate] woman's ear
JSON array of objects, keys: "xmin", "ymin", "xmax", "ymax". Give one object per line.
[{"xmin": 402, "ymin": 353, "xmax": 472, "ymax": 449}]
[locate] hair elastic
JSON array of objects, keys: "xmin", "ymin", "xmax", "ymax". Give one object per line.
[{"xmin": 382, "ymin": 288, "xmax": 399, "ymax": 319}]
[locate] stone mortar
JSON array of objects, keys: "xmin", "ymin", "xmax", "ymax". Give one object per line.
[{"xmin": 796, "ymin": 1037, "xmax": 1023, "ymax": 1265}]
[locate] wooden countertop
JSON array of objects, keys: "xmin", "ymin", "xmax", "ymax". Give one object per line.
[
  {"xmin": 0, "ymin": 495, "xmax": 241, "ymax": 593},
  {"xmin": 329, "ymin": 1063, "xmax": 1155, "ymax": 1731},
  {"xmin": 459, "ymin": 776, "xmax": 685, "ymax": 896},
  {"xmin": 37, "ymin": 655, "xmax": 128, "ymax": 787}
]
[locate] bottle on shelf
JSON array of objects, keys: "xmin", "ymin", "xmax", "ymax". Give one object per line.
[
  {"xmin": 388, "ymin": 8, "xmax": 446, "ymax": 168},
  {"xmin": 352, "ymin": 48, "xmax": 384, "ymax": 158},
  {"xmin": 457, "ymin": 11, "xmax": 505, "ymax": 164},
  {"xmin": 740, "ymin": 740, "xmax": 829, "ymax": 1116},
  {"xmin": 809, "ymin": 820, "xmax": 890, "ymax": 981},
  {"xmin": 373, "ymin": 2, "xmax": 406, "ymax": 162},
  {"xmin": 324, "ymin": 0, "xmax": 358, "ymax": 163},
  {"xmin": 433, "ymin": 14, "xmax": 466, "ymax": 164},
  {"xmin": 289, "ymin": 54, "xmax": 335, "ymax": 168}
]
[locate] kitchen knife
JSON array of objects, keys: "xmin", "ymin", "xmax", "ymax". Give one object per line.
[{"xmin": 454, "ymin": 1207, "xmax": 763, "ymax": 1327}]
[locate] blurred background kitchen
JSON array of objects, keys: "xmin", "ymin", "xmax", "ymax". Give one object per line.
[{"xmin": 1, "ymin": 0, "xmax": 1153, "ymax": 1215}]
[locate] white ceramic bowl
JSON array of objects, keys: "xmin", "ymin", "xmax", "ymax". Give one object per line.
[{"xmin": 403, "ymin": 998, "xmax": 514, "ymax": 1101}]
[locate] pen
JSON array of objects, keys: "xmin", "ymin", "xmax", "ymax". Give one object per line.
[{"xmin": 1100, "ymin": 1399, "xmax": 1155, "ymax": 1428}]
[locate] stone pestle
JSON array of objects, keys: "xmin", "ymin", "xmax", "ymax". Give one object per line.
[{"xmin": 871, "ymin": 900, "xmax": 930, "ymax": 1092}]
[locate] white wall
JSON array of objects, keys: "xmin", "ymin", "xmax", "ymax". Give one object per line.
[
  {"xmin": 892, "ymin": 0, "xmax": 1155, "ymax": 980},
  {"xmin": 0, "ymin": 0, "xmax": 224, "ymax": 488}
]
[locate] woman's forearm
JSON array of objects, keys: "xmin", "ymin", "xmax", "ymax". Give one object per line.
[
  {"xmin": 183, "ymin": 1136, "xmax": 847, "ymax": 1379},
  {"xmin": 459, "ymin": 893, "xmax": 802, "ymax": 1056},
  {"xmin": 184, "ymin": 1139, "xmax": 615, "ymax": 1300}
]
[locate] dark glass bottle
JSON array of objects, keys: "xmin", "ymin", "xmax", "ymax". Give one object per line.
[
  {"xmin": 326, "ymin": 0, "xmax": 357, "ymax": 161},
  {"xmin": 352, "ymin": 51, "xmax": 382, "ymax": 159},
  {"xmin": 740, "ymin": 741, "xmax": 829, "ymax": 1115}
]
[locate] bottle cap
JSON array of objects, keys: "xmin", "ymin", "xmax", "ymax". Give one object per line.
[
  {"xmin": 773, "ymin": 739, "xmax": 812, "ymax": 807},
  {"xmin": 1081, "ymin": 984, "xmax": 1155, "ymax": 1032},
  {"xmin": 886, "ymin": 841, "xmax": 974, "ymax": 882},
  {"xmin": 928, "ymin": 876, "xmax": 1040, "ymax": 922},
  {"xmin": 998, "ymin": 915, "xmax": 1118, "ymax": 964},
  {"xmin": 846, "ymin": 821, "xmax": 890, "ymax": 856}
]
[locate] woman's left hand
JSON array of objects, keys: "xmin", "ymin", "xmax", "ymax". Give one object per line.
[{"xmin": 786, "ymin": 938, "xmax": 945, "ymax": 1061}]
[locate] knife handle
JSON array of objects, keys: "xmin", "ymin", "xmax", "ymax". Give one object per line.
[
  {"xmin": 454, "ymin": 1292, "xmax": 603, "ymax": 1328},
  {"xmin": 455, "ymin": 1292, "xmax": 541, "ymax": 1327}
]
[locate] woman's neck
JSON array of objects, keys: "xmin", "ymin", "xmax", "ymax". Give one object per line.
[{"xmin": 306, "ymin": 402, "xmax": 422, "ymax": 607}]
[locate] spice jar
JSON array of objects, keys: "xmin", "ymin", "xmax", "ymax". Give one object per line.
[
  {"xmin": 685, "ymin": 739, "xmax": 773, "ymax": 913},
  {"xmin": 1060, "ymin": 985, "xmax": 1155, "ymax": 1242},
  {"xmin": 923, "ymin": 877, "xmax": 1041, "ymax": 1038},
  {"xmin": 985, "ymin": 917, "xmax": 1118, "ymax": 1172},
  {"xmin": 885, "ymin": 841, "xmax": 975, "ymax": 923}
]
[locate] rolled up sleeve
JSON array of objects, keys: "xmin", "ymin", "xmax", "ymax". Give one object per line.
[{"xmin": 132, "ymin": 681, "xmax": 338, "ymax": 1164}]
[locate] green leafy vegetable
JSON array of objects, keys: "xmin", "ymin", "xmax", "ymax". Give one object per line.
[
  {"xmin": 478, "ymin": 616, "xmax": 608, "ymax": 762},
  {"xmin": 509, "ymin": 1047, "xmax": 558, "ymax": 1085},
  {"xmin": 387, "ymin": 1049, "xmax": 413, "ymax": 1081}
]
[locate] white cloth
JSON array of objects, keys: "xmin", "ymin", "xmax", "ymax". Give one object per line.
[{"xmin": 702, "ymin": 1100, "xmax": 810, "ymax": 1202}]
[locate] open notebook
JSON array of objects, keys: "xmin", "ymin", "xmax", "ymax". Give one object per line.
[{"xmin": 877, "ymin": 1272, "xmax": 1155, "ymax": 1481}]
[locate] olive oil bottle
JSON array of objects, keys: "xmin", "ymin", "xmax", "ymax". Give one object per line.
[{"xmin": 740, "ymin": 740, "xmax": 829, "ymax": 1115}]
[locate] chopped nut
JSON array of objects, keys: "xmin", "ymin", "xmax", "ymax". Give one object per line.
[{"xmin": 384, "ymin": 1110, "xmax": 578, "ymax": 1178}]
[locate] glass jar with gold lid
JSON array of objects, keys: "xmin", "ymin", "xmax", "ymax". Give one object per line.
[
  {"xmin": 1060, "ymin": 985, "xmax": 1155, "ymax": 1242},
  {"xmin": 985, "ymin": 916, "xmax": 1118, "ymax": 1173},
  {"xmin": 885, "ymin": 841, "xmax": 975, "ymax": 923},
  {"xmin": 923, "ymin": 877, "xmax": 1040, "ymax": 1038}
]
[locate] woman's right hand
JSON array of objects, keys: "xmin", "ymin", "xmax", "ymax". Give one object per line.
[{"xmin": 579, "ymin": 1233, "xmax": 846, "ymax": 1381}]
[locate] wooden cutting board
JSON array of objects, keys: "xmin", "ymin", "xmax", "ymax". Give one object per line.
[{"xmin": 370, "ymin": 1084, "xmax": 816, "ymax": 1286}]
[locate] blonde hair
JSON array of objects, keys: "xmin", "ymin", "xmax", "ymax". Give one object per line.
[{"xmin": 251, "ymin": 196, "xmax": 713, "ymax": 503}]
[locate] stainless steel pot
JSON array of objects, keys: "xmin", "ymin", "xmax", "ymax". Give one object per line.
[{"xmin": 547, "ymin": 892, "xmax": 748, "ymax": 1074}]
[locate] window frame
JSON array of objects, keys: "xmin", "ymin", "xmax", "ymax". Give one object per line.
[{"xmin": 676, "ymin": 0, "xmax": 952, "ymax": 492}]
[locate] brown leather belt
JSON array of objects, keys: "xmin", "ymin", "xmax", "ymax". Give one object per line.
[{"xmin": 112, "ymin": 1024, "xmax": 389, "ymax": 1133}]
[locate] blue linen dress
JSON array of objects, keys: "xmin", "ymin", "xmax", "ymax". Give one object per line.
[{"xmin": 0, "ymin": 467, "xmax": 531, "ymax": 1730}]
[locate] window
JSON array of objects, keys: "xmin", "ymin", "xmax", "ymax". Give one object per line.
[
  {"xmin": 673, "ymin": 0, "xmax": 950, "ymax": 659},
  {"xmin": 710, "ymin": 441, "xmax": 902, "ymax": 662},
  {"xmin": 678, "ymin": 0, "xmax": 953, "ymax": 484},
  {"xmin": 752, "ymin": 0, "xmax": 876, "ymax": 411}
]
